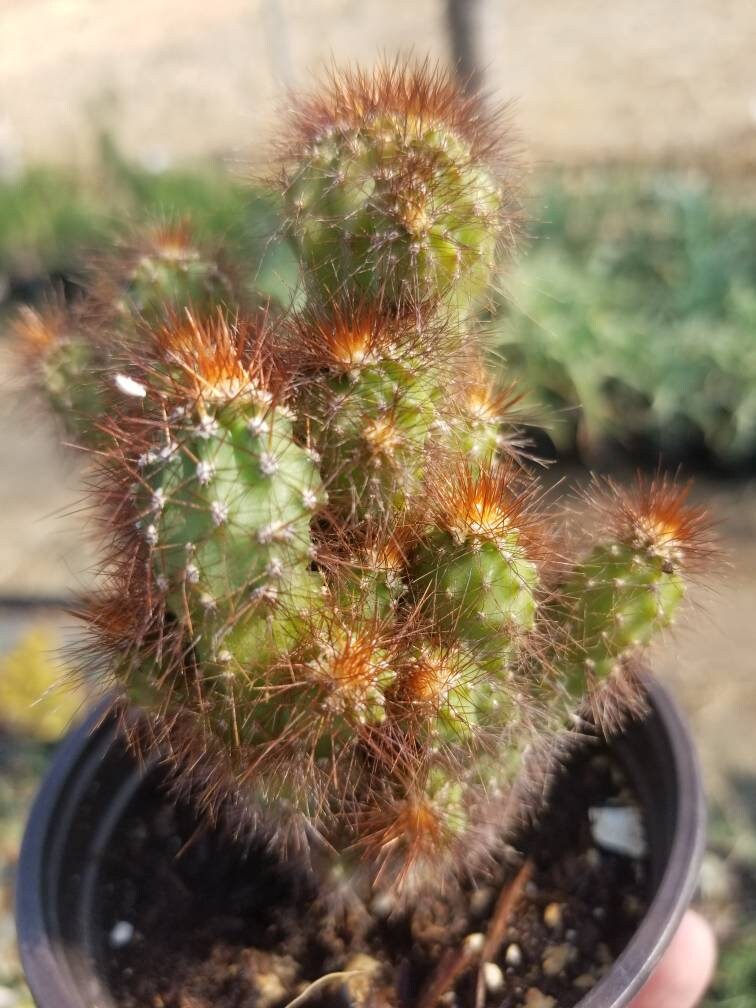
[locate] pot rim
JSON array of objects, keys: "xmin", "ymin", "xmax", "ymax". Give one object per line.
[
  {"xmin": 580, "ymin": 677, "xmax": 706, "ymax": 1008},
  {"xmin": 16, "ymin": 697, "xmax": 117, "ymax": 1008},
  {"xmin": 16, "ymin": 678, "xmax": 705, "ymax": 1008}
]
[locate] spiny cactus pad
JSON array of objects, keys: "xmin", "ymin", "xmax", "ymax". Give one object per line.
[{"xmin": 21, "ymin": 60, "xmax": 716, "ymax": 900}]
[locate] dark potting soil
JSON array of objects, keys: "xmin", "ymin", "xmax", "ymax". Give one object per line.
[{"xmin": 99, "ymin": 742, "xmax": 648, "ymax": 1008}]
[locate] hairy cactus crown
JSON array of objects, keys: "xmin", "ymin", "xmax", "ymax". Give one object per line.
[{"xmin": 16, "ymin": 60, "xmax": 716, "ymax": 899}]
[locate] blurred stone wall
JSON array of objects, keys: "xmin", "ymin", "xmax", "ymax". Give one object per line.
[{"xmin": 1, "ymin": 0, "xmax": 755, "ymax": 172}]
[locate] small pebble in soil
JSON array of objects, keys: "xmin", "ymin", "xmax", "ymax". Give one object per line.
[
  {"xmin": 584, "ymin": 847, "xmax": 601, "ymax": 868},
  {"xmin": 254, "ymin": 972, "xmax": 286, "ymax": 1008},
  {"xmin": 542, "ymin": 943, "xmax": 572, "ymax": 976},
  {"xmin": 589, "ymin": 805, "xmax": 647, "ymax": 858},
  {"xmin": 542, "ymin": 902, "xmax": 563, "ymax": 930},
  {"xmin": 370, "ymin": 892, "xmax": 394, "ymax": 918},
  {"xmin": 463, "ymin": 933, "xmax": 485, "ymax": 956},
  {"xmin": 482, "ymin": 961, "xmax": 504, "ymax": 993},
  {"xmin": 505, "ymin": 942, "xmax": 523, "ymax": 967},
  {"xmin": 623, "ymin": 893, "xmax": 644, "ymax": 917},
  {"xmin": 596, "ymin": 942, "xmax": 612, "ymax": 964},
  {"xmin": 470, "ymin": 886, "xmax": 493, "ymax": 916},
  {"xmin": 108, "ymin": 921, "xmax": 135, "ymax": 948},
  {"xmin": 523, "ymin": 988, "xmax": 556, "ymax": 1008},
  {"xmin": 343, "ymin": 953, "xmax": 382, "ymax": 1007},
  {"xmin": 573, "ymin": 973, "xmax": 597, "ymax": 991}
]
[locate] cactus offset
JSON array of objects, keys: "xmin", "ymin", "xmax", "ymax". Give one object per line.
[
  {"xmin": 105, "ymin": 222, "xmax": 234, "ymax": 327},
  {"xmin": 19, "ymin": 60, "xmax": 718, "ymax": 910},
  {"xmin": 12, "ymin": 303, "xmax": 111, "ymax": 447},
  {"xmin": 549, "ymin": 476, "xmax": 713, "ymax": 708},
  {"xmin": 292, "ymin": 301, "xmax": 452, "ymax": 520},
  {"xmin": 282, "ymin": 60, "xmax": 520, "ymax": 311},
  {"xmin": 412, "ymin": 465, "xmax": 541, "ymax": 655}
]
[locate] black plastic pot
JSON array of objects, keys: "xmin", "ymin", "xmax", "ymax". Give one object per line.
[{"xmin": 16, "ymin": 678, "xmax": 705, "ymax": 1008}]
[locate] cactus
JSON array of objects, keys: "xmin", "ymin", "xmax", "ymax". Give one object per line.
[
  {"xmin": 281, "ymin": 60, "xmax": 521, "ymax": 312},
  {"xmin": 446, "ymin": 364, "xmax": 526, "ymax": 471},
  {"xmin": 411, "ymin": 464, "xmax": 541, "ymax": 657},
  {"xmin": 11, "ymin": 302, "xmax": 111, "ymax": 446},
  {"xmin": 20, "ymin": 60, "xmax": 717, "ymax": 910},
  {"xmin": 549, "ymin": 476, "xmax": 712, "ymax": 708},
  {"xmin": 291, "ymin": 300, "xmax": 454, "ymax": 519},
  {"xmin": 116, "ymin": 315, "xmax": 327, "ymax": 689},
  {"xmin": 99, "ymin": 222, "xmax": 234, "ymax": 327}
]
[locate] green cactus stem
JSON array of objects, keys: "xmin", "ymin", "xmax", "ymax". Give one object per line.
[
  {"xmin": 126, "ymin": 319, "xmax": 326, "ymax": 681},
  {"xmin": 543, "ymin": 476, "xmax": 713, "ymax": 709},
  {"xmin": 293, "ymin": 306, "xmax": 445, "ymax": 520},
  {"xmin": 446, "ymin": 367, "xmax": 524, "ymax": 472},
  {"xmin": 12, "ymin": 305, "xmax": 110, "ymax": 446},
  {"xmin": 283, "ymin": 63, "xmax": 517, "ymax": 310},
  {"xmin": 411, "ymin": 466, "xmax": 539, "ymax": 653},
  {"xmin": 120, "ymin": 224, "xmax": 233, "ymax": 324}
]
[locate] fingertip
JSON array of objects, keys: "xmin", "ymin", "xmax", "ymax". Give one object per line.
[
  {"xmin": 680, "ymin": 909, "xmax": 718, "ymax": 975},
  {"xmin": 629, "ymin": 910, "xmax": 717, "ymax": 1008}
]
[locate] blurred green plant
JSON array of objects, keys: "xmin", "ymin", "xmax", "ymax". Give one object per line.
[
  {"xmin": 493, "ymin": 172, "xmax": 756, "ymax": 466},
  {"xmin": 702, "ymin": 796, "xmax": 756, "ymax": 1007},
  {"xmin": 0, "ymin": 630, "xmax": 63, "ymax": 1008},
  {"xmin": 704, "ymin": 926, "xmax": 756, "ymax": 1008},
  {"xmin": 0, "ymin": 137, "xmax": 300, "ymax": 308},
  {"xmin": 0, "ymin": 167, "xmax": 107, "ymax": 284}
]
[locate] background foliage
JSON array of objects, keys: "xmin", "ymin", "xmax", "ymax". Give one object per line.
[{"xmin": 493, "ymin": 172, "xmax": 756, "ymax": 468}]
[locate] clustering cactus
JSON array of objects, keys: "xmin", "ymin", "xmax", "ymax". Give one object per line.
[{"xmin": 17, "ymin": 61, "xmax": 715, "ymax": 903}]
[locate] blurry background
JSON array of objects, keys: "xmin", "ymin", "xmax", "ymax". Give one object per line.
[{"xmin": 1, "ymin": 1, "xmax": 755, "ymax": 1004}]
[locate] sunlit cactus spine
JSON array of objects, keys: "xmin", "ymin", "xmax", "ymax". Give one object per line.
[{"xmin": 19, "ymin": 59, "xmax": 718, "ymax": 904}]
